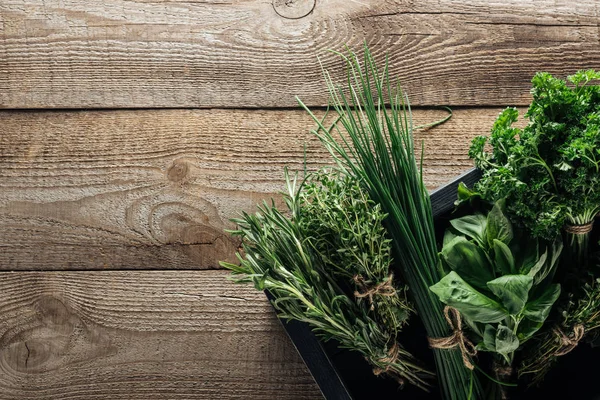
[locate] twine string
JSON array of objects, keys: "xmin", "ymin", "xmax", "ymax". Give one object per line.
[
  {"xmin": 564, "ymin": 222, "xmax": 594, "ymax": 235},
  {"xmin": 428, "ymin": 306, "xmax": 477, "ymax": 370},
  {"xmin": 372, "ymin": 342, "xmax": 405, "ymax": 386},
  {"xmin": 353, "ymin": 274, "xmax": 396, "ymax": 310}
]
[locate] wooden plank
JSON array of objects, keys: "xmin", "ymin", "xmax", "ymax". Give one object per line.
[
  {"xmin": 0, "ymin": 107, "xmax": 522, "ymax": 270},
  {"xmin": 0, "ymin": 269, "xmax": 322, "ymax": 400},
  {"xmin": 1, "ymin": 0, "xmax": 598, "ymax": 108}
]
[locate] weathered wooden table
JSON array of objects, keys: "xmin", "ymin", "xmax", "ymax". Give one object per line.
[{"xmin": 1, "ymin": 1, "xmax": 598, "ymax": 398}]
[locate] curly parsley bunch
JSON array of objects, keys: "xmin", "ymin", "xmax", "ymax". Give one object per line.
[{"xmin": 469, "ymin": 70, "xmax": 600, "ymax": 241}]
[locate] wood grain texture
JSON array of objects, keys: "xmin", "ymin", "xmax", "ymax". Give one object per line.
[
  {"xmin": 0, "ymin": 269, "xmax": 322, "ymax": 399},
  {"xmin": 0, "ymin": 107, "xmax": 524, "ymax": 270},
  {"xmin": 1, "ymin": 0, "xmax": 598, "ymax": 108}
]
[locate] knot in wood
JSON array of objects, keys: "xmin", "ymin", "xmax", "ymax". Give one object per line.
[
  {"xmin": 272, "ymin": 0, "xmax": 316, "ymax": 19},
  {"xmin": 167, "ymin": 159, "xmax": 190, "ymax": 183}
]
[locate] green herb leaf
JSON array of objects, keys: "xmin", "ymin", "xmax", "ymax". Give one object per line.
[
  {"xmin": 492, "ymin": 239, "xmax": 515, "ymax": 275},
  {"xmin": 449, "ymin": 214, "xmax": 488, "ymax": 247},
  {"xmin": 430, "ymin": 271, "xmax": 508, "ymax": 323},
  {"xmin": 522, "ymin": 283, "xmax": 561, "ymax": 322},
  {"xmin": 486, "ymin": 201, "xmax": 513, "ymax": 246},
  {"xmin": 486, "ymin": 275, "xmax": 534, "ymax": 315},
  {"xmin": 441, "ymin": 237, "xmax": 494, "ymax": 290},
  {"xmin": 495, "ymin": 325, "xmax": 520, "ymax": 355}
]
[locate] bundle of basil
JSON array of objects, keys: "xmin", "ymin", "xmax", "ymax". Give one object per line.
[{"xmin": 222, "ymin": 46, "xmax": 600, "ymax": 399}]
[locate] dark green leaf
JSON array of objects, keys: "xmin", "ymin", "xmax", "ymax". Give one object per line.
[
  {"xmin": 522, "ymin": 283, "xmax": 561, "ymax": 322},
  {"xmin": 525, "ymin": 248, "xmax": 547, "ymax": 278},
  {"xmin": 430, "ymin": 272, "xmax": 508, "ymax": 323},
  {"xmin": 441, "ymin": 237, "xmax": 494, "ymax": 290},
  {"xmin": 486, "ymin": 201, "xmax": 513, "ymax": 245},
  {"xmin": 517, "ymin": 318, "xmax": 544, "ymax": 343},
  {"xmin": 450, "ymin": 214, "xmax": 488, "ymax": 247},
  {"xmin": 486, "ymin": 275, "xmax": 533, "ymax": 315},
  {"xmin": 536, "ymin": 239, "xmax": 563, "ymax": 285},
  {"xmin": 495, "ymin": 325, "xmax": 519, "ymax": 355},
  {"xmin": 483, "ymin": 324, "xmax": 497, "ymax": 352},
  {"xmin": 493, "ymin": 239, "xmax": 515, "ymax": 275}
]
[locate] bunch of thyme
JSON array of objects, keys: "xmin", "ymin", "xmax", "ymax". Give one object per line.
[
  {"xmin": 297, "ymin": 168, "xmax": 413, "ymax": 335},
  {"xmin": 222, "ymin": 171, "xmax": 433, "ymax": 390}
]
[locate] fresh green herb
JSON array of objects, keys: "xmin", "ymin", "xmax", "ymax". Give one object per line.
[
  {"xmin": 468, "ymin": 71, "xmax": 600, "ymax": 259},
  {"xmin": 297, "ymin": 168, "xmax": 413, "ymax": 335},
  {"xmin": 222, "ymin": 170, "xmax": 433, "ymax": 389},
  {"xmin": 431, "ymin": 202, "xmax": 562, "ymax": 371},
  {"xmin": 520, "ymin": 257, "xmax": 600, "ymax": 384},
  {"xmin": 297, "ymin": 45, "xmax": 483, "ymax": 400}
]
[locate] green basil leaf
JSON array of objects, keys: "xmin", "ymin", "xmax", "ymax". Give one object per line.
[
  {"xmin": 517, "ymin": 318, "xmax": 544, "ymax": 343},
  {"xmin": 441, "ymin": 237, "xmax": 494, "ymax": 290},
  {"xmin": 523, "ymin": 283, "xmax": 561, "ymax": 323},
  {"xmin": 486, "ymin": 201, "xmax": 513, "ymax": 246},
  {"xmin": 516, "ymin": 239, "xmax": 539, "ymax": 275},
  {"xmin": 495, "ymin": 325, "xmax": 519, "ymax": 355},
  {"xmin": 493, "ymin": 239, "xmax": 515, "ymax": 275},
  {"xmin": 525, "ymin": 247, "xmax": 547, "ymax": 278},
  {"xmin": 483, "ymin": 324, "xmax": 497, "ymax": 352},
  {"xmin": 486, "ymin": 275, "xmax": 534, "ymax": 315},
  {"xmin": 443, "ymin": 229, "xmax": 459, "ymax": 247},
  {"xmin": 430, "ymin": 271, "xmax": 508, "ymax": 323},
  {"xmin": 533, "ymin": 239, "xmax": 563, "ymax": 286},
  {"xmin": 450, "ymin": 214, "xmax": 488, "ymax": 247}
]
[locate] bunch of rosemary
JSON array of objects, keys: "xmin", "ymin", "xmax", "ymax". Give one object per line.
[
  {"xmin": 222, "ymin": 170, "xmax": 433, "ymax": 390},
  {"xmin": 297, "ymin": 46, "xmax": 483, "ymax": 399}
]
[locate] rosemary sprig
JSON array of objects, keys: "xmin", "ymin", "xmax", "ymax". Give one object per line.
[
  {"xmin": 297, "ymin": 45, "xmax": 483, "ymax": 400},
  {"xmin": 222, "ymin": 171, "xmax": 434, "ymax": 390}
]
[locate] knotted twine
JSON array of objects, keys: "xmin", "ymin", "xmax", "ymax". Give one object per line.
[
  {"xmin": 353, "ymin": 274, "xmax": 396, "ymax": 310},
  {"xmin": 372, "ymin": 342, "xmax": 405, "ymax": 386},
  {"xmin": 553, "ymin": 324, "xmax": 585, "ymax": 356},
  {"xmin": 428, "ymin": 306, "xmax": 477, "ymax": 370},
  {"xmin": 564, "ymin": 222, "xmax": 594, "ymax": 235}
]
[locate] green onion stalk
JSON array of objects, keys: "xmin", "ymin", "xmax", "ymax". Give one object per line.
[{"xmin": 297, "ymin": 45, "xmax": 483, "ymax": 400}]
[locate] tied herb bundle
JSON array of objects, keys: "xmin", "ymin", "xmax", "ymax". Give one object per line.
[
  {"xmin": 430, "ymin": 201, "xmax": 562, "ymax": 396},
  {"xmin": 297, "ymin": 169, "xmax": 413, "ymax": 335},
  {"xmin": 468, "ymin": 70, "xmax": 600, "ymax": 263},
  {"xmin": 222, "ymin": 170, "xmax": 433, "ymax": 390},
  {"xmin": 519, "ymin": 253, "xmax": 600, "ymax": 384},
  {"xmin": 298, "ymin": 46, "xmax": 483, "ymax": 400}
]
